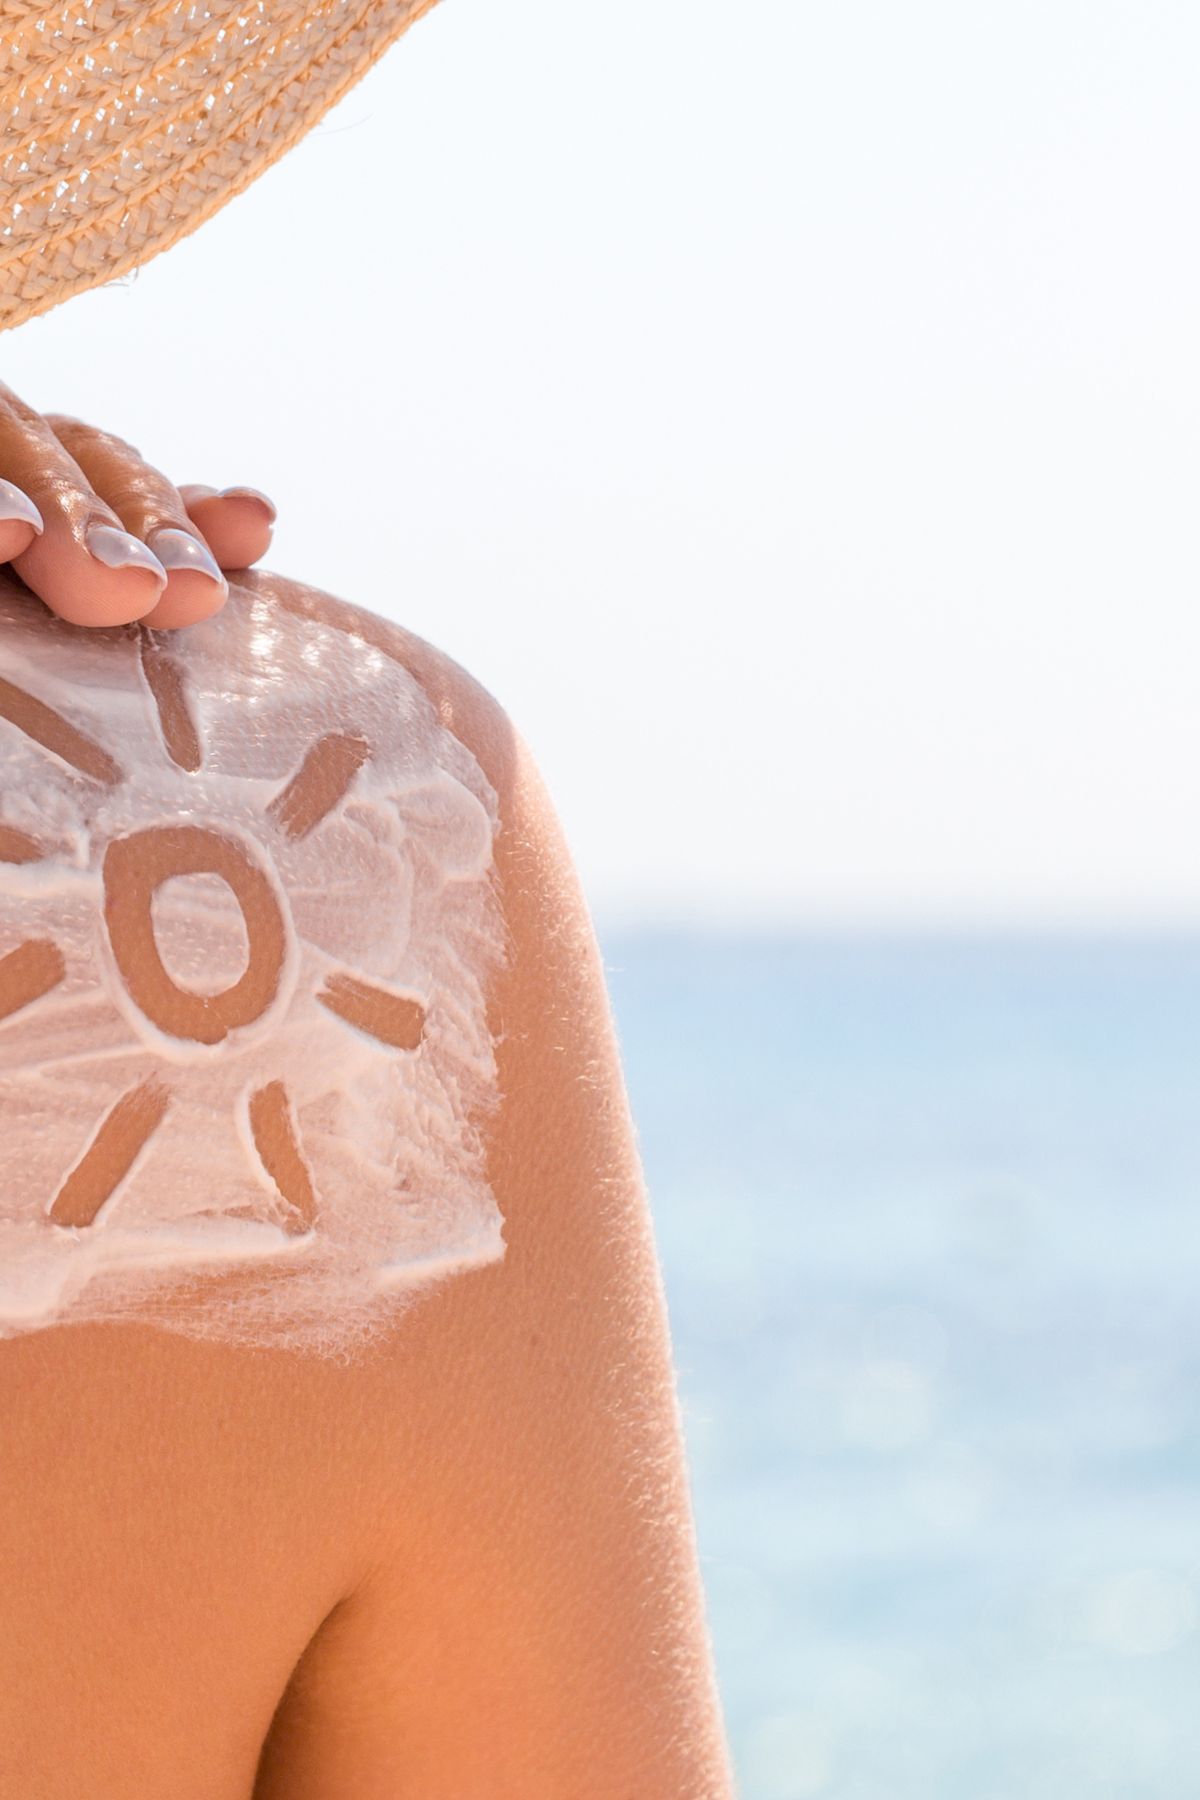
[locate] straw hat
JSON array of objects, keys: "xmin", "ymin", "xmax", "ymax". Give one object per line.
[{"xmin": 1, "ymin": 0, "xmax": 441, "ymax": 332}]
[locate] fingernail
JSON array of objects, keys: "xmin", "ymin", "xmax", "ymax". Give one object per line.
[
  {"xmin": 85, "ymin": 522, "xmax": 166, "ymax": 582},
  {"xmin": 0, "ymin": 479, "xmax": 43, "ymax": 535},
  {"xmin": 218, "ymin": 486, "xmax": 276, "ymax": 524},
  {"xmin": 148, "ymin": 527, "xmax": 229, "ymax": 593}
]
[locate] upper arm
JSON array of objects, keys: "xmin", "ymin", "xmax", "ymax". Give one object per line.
[{"xmin": 251, "ymin": 618, "xmax": 733, "ymax": 1798}]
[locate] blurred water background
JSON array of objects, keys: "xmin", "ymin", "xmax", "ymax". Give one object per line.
[{"xmin": 602, "ymin": 931, "xmax": 1200, "ymax": 1800}]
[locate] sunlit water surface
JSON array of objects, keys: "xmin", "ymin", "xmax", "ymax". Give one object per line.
[{"xmin": 604, "ymin": 933, "xmax": 1200, "ymax": 1800}]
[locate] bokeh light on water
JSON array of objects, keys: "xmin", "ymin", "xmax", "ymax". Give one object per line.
[{"xmin": 604, "ymin": 933, "xmax": 1200, "ymax": 1798}]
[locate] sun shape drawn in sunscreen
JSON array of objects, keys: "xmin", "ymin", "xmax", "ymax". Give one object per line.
[{"xmin": 0, "ymin": 590, "xmax": 503, "ymax": 1335}]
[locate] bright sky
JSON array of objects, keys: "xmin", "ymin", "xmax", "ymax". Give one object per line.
[{"xmin": 9, "ymin": 1, "xmax": 1200, "ymax": 928}]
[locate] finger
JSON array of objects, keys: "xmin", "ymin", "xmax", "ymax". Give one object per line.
[
  {"xmin": 178, "ymin": 484, "xmax": 276, "ymax": 571},
  {"xmin": 46, "ymin": 417, "xmax": 228, "ymax": 630},
  {"xmin": 0, "ymin": 386, "xmax": 166, "ymax": 627}
]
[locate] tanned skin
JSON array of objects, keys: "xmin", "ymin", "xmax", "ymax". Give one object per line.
[{"xmin": 0, "ymin": 567, "xmax": 733, "ymax": 1798}]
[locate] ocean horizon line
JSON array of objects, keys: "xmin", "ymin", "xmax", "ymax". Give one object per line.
[{"xmin": 595, "ymin": 916, "xmax": 1200, "ymax": 947}]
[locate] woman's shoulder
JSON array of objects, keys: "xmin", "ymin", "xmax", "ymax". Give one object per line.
[
  {"xmin": 0, "ymin": 566, "xmax": 529, "ymax": 1357},
  {"xmin": 0, "ymin": 568, "xmax": 730, "ymax": 1795}
]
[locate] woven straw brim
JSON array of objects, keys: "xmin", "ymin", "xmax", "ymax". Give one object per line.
[{"xmin": 1, "ymin": 0, "xmax": 441, "ymax": 332}]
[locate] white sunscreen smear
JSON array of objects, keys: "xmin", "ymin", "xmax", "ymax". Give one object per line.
[{"xmin": 0, "ymin": 579, "xmax": 507, "ymax": 1355}]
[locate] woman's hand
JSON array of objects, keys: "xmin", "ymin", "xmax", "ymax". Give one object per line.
[{"xmin": 0, "ymin": 383, "xmax": 276, "ymax": 630}]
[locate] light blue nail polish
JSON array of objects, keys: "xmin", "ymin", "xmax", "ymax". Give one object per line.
[
  {"xmin": 0, "ymin": 478, "xmax": 43, "ymax": 535},
  {"xmin": 85, "ymin": 522, "xmax": 165, "ymax": 581},
  {"xmin": 148, "ymin": 527, "xmax": 227, "ymax": 588}
]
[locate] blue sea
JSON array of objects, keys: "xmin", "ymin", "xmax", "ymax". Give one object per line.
[{"xmin": 601, "ymin": 933, "xmax": 1200, "ymax": 1800}]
